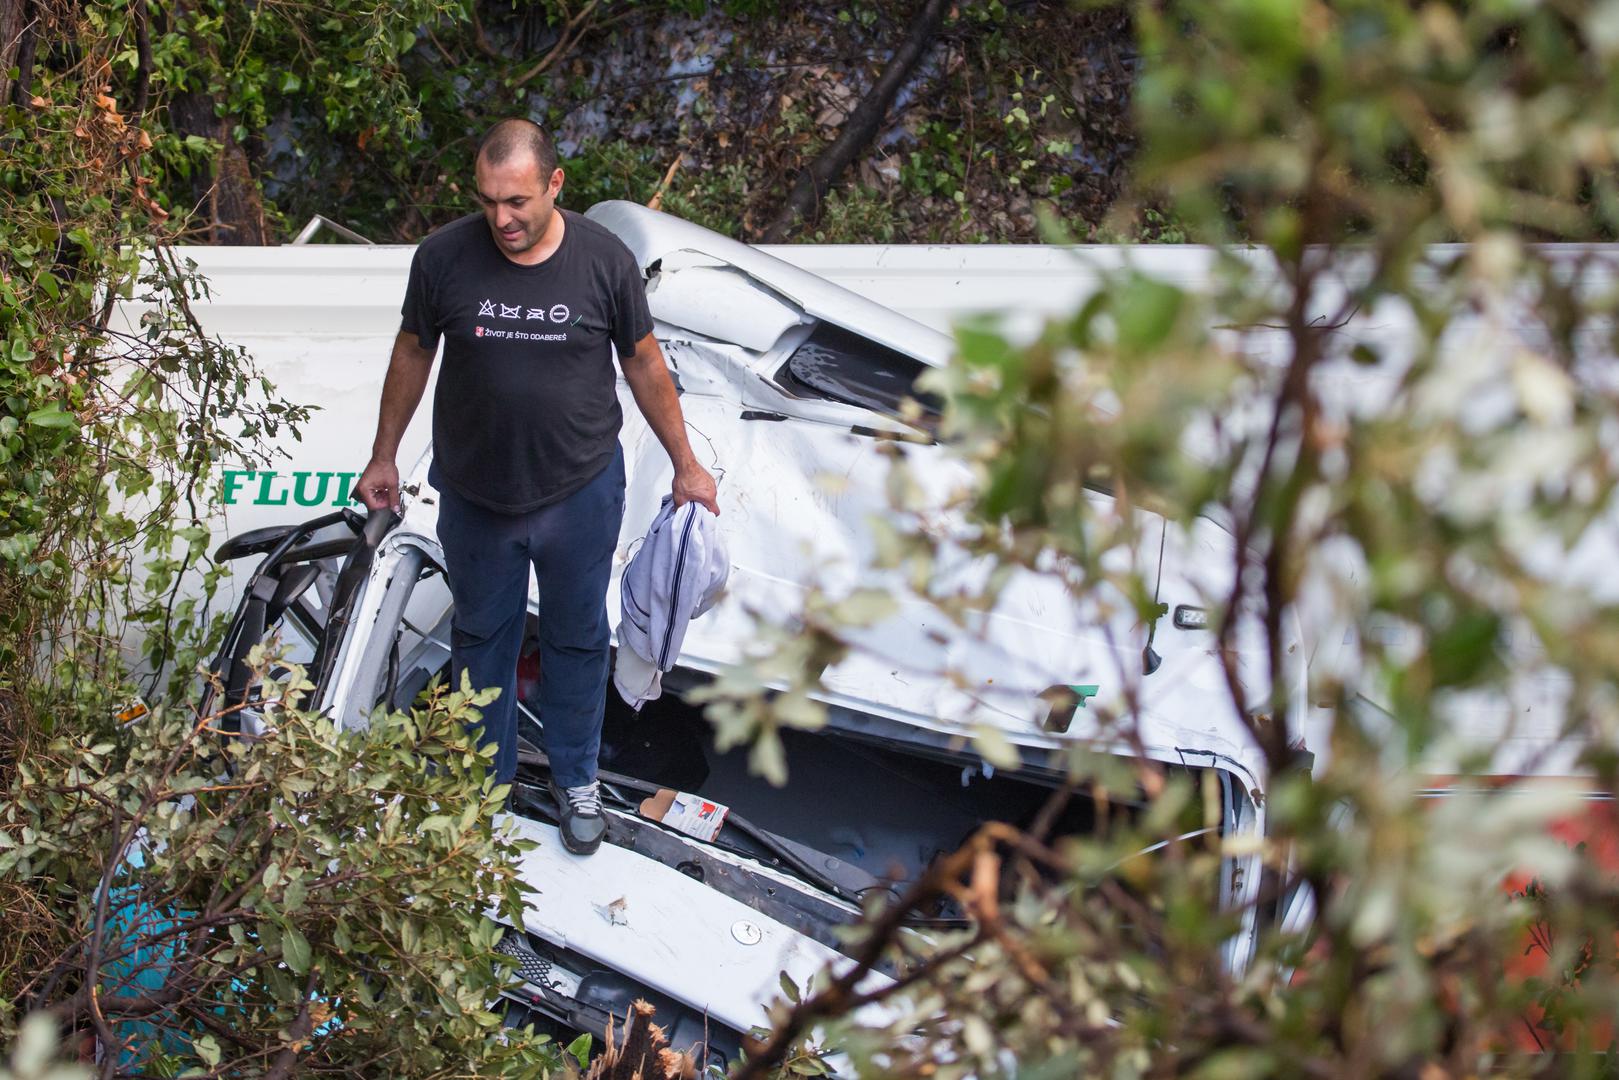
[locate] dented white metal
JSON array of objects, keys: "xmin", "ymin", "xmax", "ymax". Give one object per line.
[{"xmin": 498, "ymin": 812, "xmax": 888, "ymax": 1035}]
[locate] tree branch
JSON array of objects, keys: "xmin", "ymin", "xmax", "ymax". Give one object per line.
[
  {"xmin": 262, "ymin": 970, "xmax": 320, "ymax": 1080},
  {"xmin": 132, "ymin": 0, "xmax": 153, "ymax": 118},
  {"xmin": 509, "ymin": 0, "xmax": 602, "ymax": 89},
  {"xmin": 2, "ymin": 0, "xmax": 37, "ymax": 109},
  {"xmin": 468, "ymin": 2, "xmax": 507, "ymax": 61},
  {"xmin": 731, "ymin": 829, "xmax": 988, "ymax": 1080},
  {"xmin": 760, "ymin": 0, "xmax": 947, "ymax": 242}
]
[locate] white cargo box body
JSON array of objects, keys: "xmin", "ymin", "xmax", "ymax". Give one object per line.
[
  {"xmin": 111, "ymin": 208, "xmax": 1619, "ymax": 785},
  {"xmin": 115, "ymin": 207, "xmax": 1304, "ymax": 769},
  {"xmin": 111, "ymin": 209, "xmax": 1619, "ymax": 781}
]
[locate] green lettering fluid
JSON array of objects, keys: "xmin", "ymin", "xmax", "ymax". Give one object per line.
[
  {"xmin": 330, "ymin": 472, "xmax": 358, "ymax": 506},
  {"xmin": 221, "ymin": 470, "xmax": 253, "ymax": 506},
  {"xmin": 256, "ymin": 470, "xmax": 289, "ymax": 506},
  {"xmin": 292, "ymin": 471, "xmax": 331, "ymax": 507}
]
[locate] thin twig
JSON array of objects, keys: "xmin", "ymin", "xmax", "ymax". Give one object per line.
[{"xmin": 509, "ymin": 0, "xmax": 603, "ymax": 89}]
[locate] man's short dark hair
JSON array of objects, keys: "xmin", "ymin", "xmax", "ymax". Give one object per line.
[{"xmin": 476, "ymin": 118, "xmax": 558, "ymax": 176}]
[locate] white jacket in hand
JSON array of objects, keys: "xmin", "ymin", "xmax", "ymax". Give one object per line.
[{"xmin": 615, "ymin": 495, "xmax": 729, "ymax": 709}]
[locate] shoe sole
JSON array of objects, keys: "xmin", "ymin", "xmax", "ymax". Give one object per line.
[{"xmin": 558, "ymin": 828, "xmax": 603, "ymax": 856}]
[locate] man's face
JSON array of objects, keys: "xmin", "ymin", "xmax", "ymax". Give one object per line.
[{"xmin": 474, "ymin": 151, "xmax": 565, "ymax": 258}]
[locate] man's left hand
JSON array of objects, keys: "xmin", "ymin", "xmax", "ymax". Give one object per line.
[{"xmin": 673, "ymin": 463, "xmax": 720, "ymax": 516}]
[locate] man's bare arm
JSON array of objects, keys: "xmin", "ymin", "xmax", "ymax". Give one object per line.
[
  {"xmin": 620, "ymin": 332, "xmax": 719, "ymax": 515},
  {"xmin": 356, "ymin": 329, "xmax": 436, "ymax": 512}
]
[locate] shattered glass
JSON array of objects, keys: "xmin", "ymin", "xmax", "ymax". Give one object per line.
[{"xmin": 777, "ymin": 321, "xmax": 941, "ymax": 420}]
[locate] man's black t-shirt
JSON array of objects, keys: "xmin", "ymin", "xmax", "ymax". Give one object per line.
[{"xmin": 400, "ymin": 208, "xmax": 653, "ymax": 513}]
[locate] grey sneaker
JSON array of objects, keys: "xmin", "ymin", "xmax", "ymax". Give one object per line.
[{"xmin": 549, "ymin": 778, "xmax": 607, "ymax": 855}]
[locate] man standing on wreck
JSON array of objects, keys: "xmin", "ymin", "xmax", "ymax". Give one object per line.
[{"xmin": 356, "ymin": 118, "xmax": 719, "ymax": 856}]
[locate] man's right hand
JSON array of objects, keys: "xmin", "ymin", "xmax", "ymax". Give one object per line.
[{"xmin": 356, "ymin": 457, "xmax": 401, "ymax": 512}]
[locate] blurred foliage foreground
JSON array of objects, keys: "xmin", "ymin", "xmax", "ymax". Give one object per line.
[{"xmin": 8, "ymin": 0, "xmax": 1619, "ymax": 1077}]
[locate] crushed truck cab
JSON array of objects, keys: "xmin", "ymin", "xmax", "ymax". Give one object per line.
[{"xmin": 203, "ymin": 202, "xmax": 1308, "ymax": 1058}]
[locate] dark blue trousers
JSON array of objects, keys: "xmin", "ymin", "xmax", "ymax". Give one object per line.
[{"xmin": 432, "ymin": 447, "xmax": 625, "ymax": 788}]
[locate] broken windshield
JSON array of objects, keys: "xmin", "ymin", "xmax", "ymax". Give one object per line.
[{"xmin": 774, "ymin": 322, "xmax": 942, "ymax": 422}]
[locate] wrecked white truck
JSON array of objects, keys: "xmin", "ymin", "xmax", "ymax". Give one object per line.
[{"xmin": 198, "ymin": 202, "xmax": 1307, "ymax": 1061}]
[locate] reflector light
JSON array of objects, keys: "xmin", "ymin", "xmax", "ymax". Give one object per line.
[{"xmin": 1173, "ymin": 605, "xmax": 1209, "ymax": 630}]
